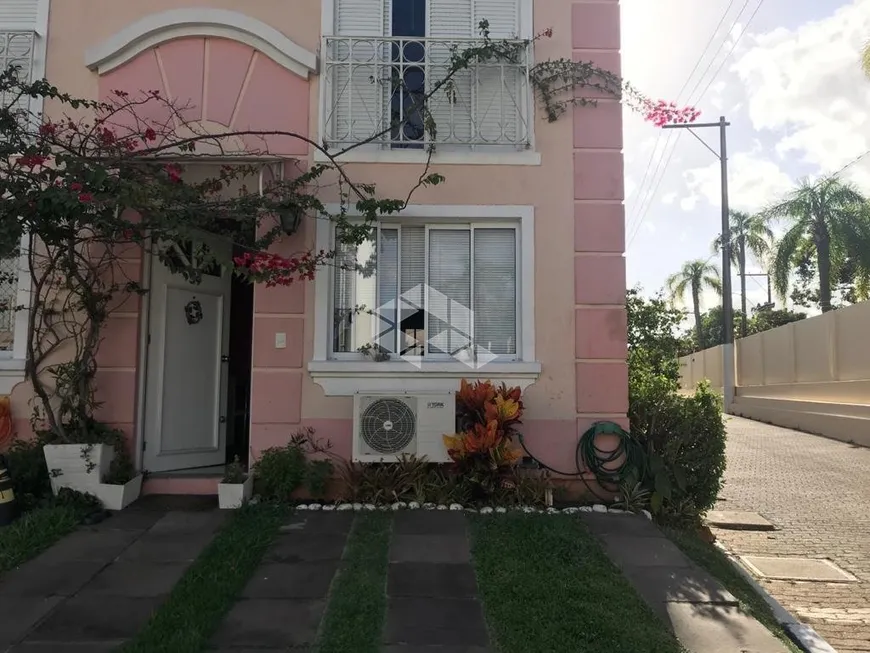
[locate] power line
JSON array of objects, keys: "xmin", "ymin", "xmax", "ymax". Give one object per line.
[
  {"xmin": 687, "ymin": 0, "xmax": 767, "ymax": 106},
  {"xmin": 625, "ymin": 0, "xmax": 740, "ymax": 236},
  {"xmin": 627, "ymin": 0, "xmax": 767, "ymax": 249}
]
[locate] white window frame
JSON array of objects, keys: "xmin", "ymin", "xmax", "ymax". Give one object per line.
[
  {"xmin": 310, "ymin": 204, "xmax": 539, "ymax": 395},
  {"xmin": 316, "ymin": 0, "xmax": 540, "ymax": 166},
  {"xmin": 0, "ymin": 0, "xmax": 49, "ymax": 392},
  {"xmin": 329, "ymin": 220, "xmax": 521, "ymax": 363}
]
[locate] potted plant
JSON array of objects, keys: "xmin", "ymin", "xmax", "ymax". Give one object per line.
[
  {"xmin": 43, "ymin": 420, "xmax": 123, "ymax": 497},
  {"xmin": 91, "ymin": 449, "xmax": 144, "ymax": 511},
  {"xmin": 218, "ymin": 456, "xmax": 253, "ymax": 509},
  {"xmin": 358, "ymin": 343, "xmax": 390, "ymax": 361}
]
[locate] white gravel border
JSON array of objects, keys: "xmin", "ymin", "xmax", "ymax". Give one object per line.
[
  {"xmin": 290, "ymin": 501, "xmax": 653, "ymax": 520},
  {"xmin": 712, "ymin": 541, "xmax": 839, "ymax": 653}
]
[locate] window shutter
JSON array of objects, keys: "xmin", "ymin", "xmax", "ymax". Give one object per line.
[
  {"xmin": 427, "ymin": 229, "xmax": 471, "ymax": 355},
  {"xmin": 330, "ymin": 0, "xmax": 391, "ymax": 146},
  {"xmin": 473, "ymin": 0, "xmax": 519, "ymax": 38},
  {"xmin": 473, "ymin": 228, "xmax": 517, "ymax": 356},
  {"xmin": 427, "ymin": 0, "xmax": 474, "ymax": 144},
  {"xmin": 0, "ymin": 1, "xmax": 40, "ymax": 29},
  {"xmin": 400, "ymin": 226, "xmax": 425, "ymax": 355},
  {"xmin": 472, "ymin": 0, "xmax": 522, "ymax": 145}
]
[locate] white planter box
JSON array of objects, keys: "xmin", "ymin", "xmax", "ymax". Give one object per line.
[
  {"xmin": 92, "ymin": 474, "xmax": 143, "ymax": 511},
  {"xmin": 43, "ymin": 443, "xmax": 114, "ymax": 496},
  {"xmin": 218, "ymin": 475, "xmax": 253, "ymax": 509}
]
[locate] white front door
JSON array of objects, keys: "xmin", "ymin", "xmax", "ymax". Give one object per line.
[{"xmin": 143, "ymin": 238, "xmax": 232, "ymax": 472}]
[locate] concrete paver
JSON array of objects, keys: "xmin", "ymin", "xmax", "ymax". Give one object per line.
[
  {"xmin": 581, "ymin": 512, "xmax": 788, "ymax": 652},
  {"xmin": 0, "ymin": 500, "xmax": 223, "ymax": 651},
  {"xmin": 713, "ymin": 416, "xmax": 870, "ymax": 652}
]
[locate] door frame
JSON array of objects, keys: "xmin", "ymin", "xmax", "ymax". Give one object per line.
[{"xmin": 133, "ymin": 236, "xmax": 234, "ymax": 473}]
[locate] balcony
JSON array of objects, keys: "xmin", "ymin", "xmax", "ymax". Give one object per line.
[{"xmin": 321, "ymin": 36, "xmax": 532, "ymax": 153}]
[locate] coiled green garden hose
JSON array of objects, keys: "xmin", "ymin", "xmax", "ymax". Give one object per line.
[{"xmin": 516, "ymin": 421, "xmax": 646, "ymax": 502}]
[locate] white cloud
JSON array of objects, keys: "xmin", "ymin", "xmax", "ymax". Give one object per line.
[
  {"xmin": 662, "ymin": 191, "xmax": 678, "ymax": 205},
  {"xmin": 681, "ymin": 151, "xmax": 794, "ymax": 212},
  {"xmin": 733, "ymin": 0, "xmax": 870, "ymax": 174}
]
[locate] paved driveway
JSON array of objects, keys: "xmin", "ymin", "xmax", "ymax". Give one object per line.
[{"xmin": 713, "ymin": 416, "xmax": 870, "ymax": 653}]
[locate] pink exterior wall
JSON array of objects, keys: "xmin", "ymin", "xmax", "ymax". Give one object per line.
[{"xmin": 28, "ymin": 0, "xmax": 626, "ymax": 485}]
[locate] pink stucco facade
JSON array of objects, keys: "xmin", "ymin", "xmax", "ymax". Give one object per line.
[{"xmin": 7, "ymin": 0, "xmax": 626, "ymax": 490}]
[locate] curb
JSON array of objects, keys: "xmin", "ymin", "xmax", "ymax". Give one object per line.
[{"xmin": 712, "ymin": 541, "xmax": 839, "ymax": 653}]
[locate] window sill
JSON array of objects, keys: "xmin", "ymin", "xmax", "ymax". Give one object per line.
[
  {"xmin": 312, "ymin": 149, "xmax": 542, "ymax": 166},
  {"xmin": 308, "ymin": 360, "xmax": 542, "ymax": 396},
  {"xmin": 0, "ymin": 358, "xmax": 26, "ymax": 394}
]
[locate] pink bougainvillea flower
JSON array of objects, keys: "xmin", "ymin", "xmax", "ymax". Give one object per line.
[
  {"xmin": 143, "ymin": 128, "xmax": 156, "ymax": 142},
  {"xmin": 78, "ymin": 192, "xmax": 93, "ymax": 203},
  {"xmin": 69, "ymin": 182, "xmax": 83, "ymax": 192},
  {"xmin": 18, "ymin": 154, "xmax": 48, "ymax": 168}
]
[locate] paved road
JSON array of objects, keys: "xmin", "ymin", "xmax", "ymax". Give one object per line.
[{"xmin": 713, "ymin": 416, "xmax": 870, "ymax": 653}]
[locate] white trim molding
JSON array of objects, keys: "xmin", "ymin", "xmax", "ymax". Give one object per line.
[
  {"xmin": 310, "ymin": 203, "xmax": 537, "ymax": 396},
  {"xmin": 312, "ymin": 149, "xmax": 541, "ymax": 166},
  {"xmin": 84, "ymin": 8, "xmax": 319, "ymax": 78},
  {"xmin": 309, "ymin": 360, "xmax": 542, "ymax": 396}
]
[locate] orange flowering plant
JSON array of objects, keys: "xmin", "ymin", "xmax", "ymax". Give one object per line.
[{"xmin": 443, "ymin": 380, "xmax": 524, "ymax": 497}]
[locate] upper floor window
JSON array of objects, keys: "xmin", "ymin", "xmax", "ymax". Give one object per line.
[{"xmin": 322, "ymin": 0, "xmax": 532, "ymax": 152}]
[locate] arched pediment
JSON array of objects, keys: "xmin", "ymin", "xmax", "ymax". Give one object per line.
[{"xmin": 85, "ymin": 8, "xmax": 318, "ymax": 78}]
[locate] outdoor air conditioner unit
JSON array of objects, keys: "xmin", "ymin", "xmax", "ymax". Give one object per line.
[{"xmin": 352, "ymin": 393, "xmax": 456, "ymax": 463}]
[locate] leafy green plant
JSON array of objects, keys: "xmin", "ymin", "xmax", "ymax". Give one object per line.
[
  {"xmin": 305, "ymin": 458, "xmax": 333, "ymax": 499},
  {"xmin": 252, "ymin": 443, "xmax": 307, "ymax": 501},
  {"xmin": 5, "ymin": 435, "xmax": 53, "ymax": 510},
  {"xmin": 613, "ymin": 481, "xmax": 651, "ymax": 513},
  {"xmin": 222, "ymin": 456, "xmax": 247, "ymax": 484}
]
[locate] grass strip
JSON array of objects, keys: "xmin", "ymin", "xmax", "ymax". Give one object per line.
[
  {"xmin": 664, "ymin": 527, "xmax": 802, "ymax": 653},
  {"xmin": 0, "ymin": 504, "xmax": 83, "ymax": 576},
  {"xmin": 120, "ymin": 503, "xmax": 287, "ymax": 653},
  {"xmin": 315, "ymin": 512, "xmax": 392, "ymax": 653},
  {"xmin": 470, "ymin": 513, "xmax": 685, "ymax": 653}
]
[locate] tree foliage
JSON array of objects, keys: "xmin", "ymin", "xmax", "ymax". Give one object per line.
[
  {"xmin": 761, "ymin": 177, "xmax": 870, "ymax": 313},
  {"xmin": 665, "ymin": 259, "xmax": 721, "ymax": 350}
]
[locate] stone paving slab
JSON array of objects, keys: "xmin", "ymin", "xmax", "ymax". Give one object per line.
[
  {"xmin": 740, "ymin": 555, "xmax": 858, "ymax": 582},
  {"xmin": 4, "ymin": 508, "xmax": 222, "ymax": 650},
  {"xmin": 0, "ymin": 560, "xmax": 106, "ymax": 598},
  {"xmin": 706, "ymin": 510, "xmax": 776, "ymax": 531},
  {"xmin": 32, "ymin": 528, "xmax": 140, "ymax": 564},
  {"xmin": 211, "ymin": 598, "xmax": 326, "ymax": 648},
  {"xmin": 26, "ymin": 594, "xmax": 162, "ymax": 642},
  {"xmin": 384, "ymin": 597, "xmax": 489, "ymax": 648},
  {"xmin": 0, "ymin": 598, "xmax": 63, "ymax": 650},
  {"xmin": 390, "ymin": 534, "xmax": 471, "ymax": 564},
  {"xmin": 79, "ymin": 560, "xmax": 190, "ymax": 597},
  {"xmin": 620, "ymin": 566, "xmax": 739, "ymax": 623},
  {"xmin": 598, "ymin": 534, "xmax": 693, "ymax": 569},
  {"xmin": 240, "ymin": 561, "xmax": 338, "ymax": 599},
  {"xmin": 661, "ymin": 603, "xmax": 788, "ymax": 653},
  {"xmin": 265, "ymin": 533, "xmax": 348, "ymax": 563},
  {"xmin": 388, "ymin": 563, "xmax": 479, "ymax": 599},
  {"xmin": 8, "ymin": 642, "xmax": 124, "ymax": 652}
]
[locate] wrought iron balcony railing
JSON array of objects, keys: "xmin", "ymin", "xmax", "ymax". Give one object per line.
[{"xmin": 321, "ymin": 36, "xmax": 532, "ymax": 151}]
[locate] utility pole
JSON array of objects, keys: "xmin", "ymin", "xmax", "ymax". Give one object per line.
[{"xmin": 663, "ymin": 116, "xmax": 734, "ymax": 412}]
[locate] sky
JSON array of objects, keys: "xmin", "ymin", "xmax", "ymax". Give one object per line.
[{"xmin": 621, "ymin": 0, "xmax": 870, "ymax": 316}]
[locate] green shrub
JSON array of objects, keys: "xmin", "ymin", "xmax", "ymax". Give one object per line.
[
  {"xmin": 6, "ymin": 435, "xmax": 53, "ymax": 510},
  {"xmin": 252, "ymin": 443, "xmax": 308, "ymax": 501},
  {"xmin": 629, "ymin": 371, "xmax": 726, "ymax": 523}
]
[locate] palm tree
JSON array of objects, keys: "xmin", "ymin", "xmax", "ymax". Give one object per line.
[
  {"xmin": 761, "ymin": 177, "xmax": 870, "ymax": 312},
  {"xmin": 712, "ymin": 210, "xmax": 773, "ymax": 337},
  {"xmin": 666, "ymin": 259, "xmax": 722, "ymax": 350}
]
